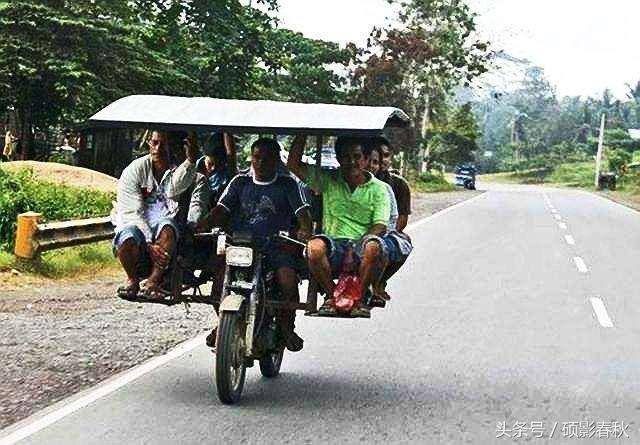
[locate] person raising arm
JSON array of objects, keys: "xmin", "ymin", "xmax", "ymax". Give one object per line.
[{"xmin": 287, "ymin": 136, "xmax": 390, "ymax": 317}]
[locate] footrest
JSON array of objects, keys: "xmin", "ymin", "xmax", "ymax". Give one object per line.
[
  {"xmin": 305, "ymin": 311, "xmax": 369, "ymax": 319},
  {"xmin": 118, "ymin": 290, "xmax": 179, "ymax": 306},
  {"xmin": 117, "ymin": 289, "xmax": 216, "ymax": 306}
]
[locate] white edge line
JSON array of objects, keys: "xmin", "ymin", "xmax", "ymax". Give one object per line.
[
  {"xmin": 564, "ymin": 235, "xmax": 576, "ymax": 245},
  {"xmin": 590, "ymin": 297, "xmax": 614, "ymax": 328},
  {"xmin": 405, "ymin": 192, "xmax": 487, "ymax": 233},
  {"xmin": 573, "ymin": 256, "xmax": 588, "ymax": 273},
  {"xmin": 587, "ymin": 190, "xmax": 640, "ymax": 215},
  {"xmin": 2, "ymin": 191, "xmax": 487, "ymax": 443},
  {"xmin": 0, "ymin": 333, "xmax": 208, "ymax": 445}
]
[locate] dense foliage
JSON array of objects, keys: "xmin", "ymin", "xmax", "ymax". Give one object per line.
[
  {"xmin": 0, "ymin": 0, "xmax": 354, "ymax": 158},
  {"xmin": 0, "ymin": 169, "xmax": 114, "ymax": 249},
  {"xmin": 0, "ymin": 0, "xmax": 490, "ymax": 169},
  {"xmin": 473, "ymin": 62, "xmax": 640, "ymax": 177},
  {"xmin": 349, "ymin": 0, "xmax": 491, "ymax": 167}
]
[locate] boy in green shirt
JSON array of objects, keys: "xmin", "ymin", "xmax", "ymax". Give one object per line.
[{"xmin": 287, "ymin": 135, "xmax": 390, "ymax": 317}]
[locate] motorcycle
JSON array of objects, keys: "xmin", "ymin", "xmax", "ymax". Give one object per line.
[{"xmin": 211, "ymin": 230, "xmax": 307, "ymax": 404}]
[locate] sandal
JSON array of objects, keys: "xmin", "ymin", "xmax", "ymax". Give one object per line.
[
  {"xmin": 141, "ymin": 280, "xmax": 170, "ymax": 300},
  {"xmin": 317, "ymin": 298, "xmax": 336, "ymax": 316},
  {"xmin": 351, "ymin": 304, "xmax": 371, "ymax": 318},
  {"xmin": 369, "ymin": 294, "xmax": 387, "ymax": 308},
  {"xmin": 117, "ymin": 281, "xmax": 140, "ymax": 300}
]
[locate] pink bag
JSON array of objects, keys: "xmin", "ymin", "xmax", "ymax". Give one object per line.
[{"xmin": 332, "ymin": 245, "xmax": 362, "ymax": 313}]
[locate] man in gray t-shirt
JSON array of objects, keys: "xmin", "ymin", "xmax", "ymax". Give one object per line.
[{"xmin": 113, "ymin": 131, "xmax": 198, "ymax": 298}]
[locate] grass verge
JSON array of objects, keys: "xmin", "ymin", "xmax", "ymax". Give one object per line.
[
  {"xmin": 479, "ymin": 168, "xmax": 552, "ymax": 185},
  {"xmin": 0, "ymin": 241, "xmax": 118, "ymax": 279},
  {"xmin": 0, "ymin": 168, "xmax": 114, "ymax": 251},
  {"xmin": 410, "ymin": 171, "xmax": 456, "ymax": 193},
  {"xmin": 478, "ymin": 162, "xmax": 596, "ymax": 187},
  {"xmin": 480, "ymin": 162, "xmax": 640, "ymax": 210}
]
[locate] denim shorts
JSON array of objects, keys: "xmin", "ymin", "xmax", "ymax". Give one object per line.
[
  {"xmin": 311, "ymin": 234, "xmax": 388, "ymax": 275},
  {"xmin": 382, "ymin": 231, "xmax": 413, "ymax": 264},
  {"xmin": 112, "ymin": 218, "xmax": 180, "ymax": 254}
]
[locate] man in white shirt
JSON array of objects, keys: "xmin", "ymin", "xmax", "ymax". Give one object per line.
[{"xmin": 113, "ymin": 130, "xmax": 199, "ymax": 298}]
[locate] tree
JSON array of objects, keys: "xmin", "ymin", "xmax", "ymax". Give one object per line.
[
  {"xmin": 132, "ymin": 0, "xmax": 282, "ymax": 99},
  {"xmin": 0, "ymin": 0, "xmax": 188, "ymax": 157},
  {"xmin": 258, "ymin": 29, "xmax": 354, "ymax": 103},
  {"xmin": 427, "ymin": 103, "xmax": 479, "ymax": 166},
  {"xmin": 1, "ymin": 0, "xmax": 355, "ymax": 159},
  {"xmin": 349, "ymin": 0, "xmax": 491, "ymax": 166},
  {"xmin": 130, "ymin": 0, "xmax": 351, "ymax": 104}
]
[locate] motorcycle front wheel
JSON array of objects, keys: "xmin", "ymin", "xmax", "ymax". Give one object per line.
[{"xmin": 215, "ymin": 311, "xmax": 247, "ymax": 404}]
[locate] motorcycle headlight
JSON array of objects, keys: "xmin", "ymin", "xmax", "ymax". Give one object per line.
[{"xmin": 225, "ymin": 246, "xmax": 253, "ymax": 267}]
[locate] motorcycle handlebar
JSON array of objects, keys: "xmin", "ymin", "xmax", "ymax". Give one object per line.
[{"xmin": 193, "ymin": 229, "xmax": 308, "ymax": 249}]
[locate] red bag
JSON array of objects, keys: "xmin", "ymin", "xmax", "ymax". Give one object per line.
[{"xmin": 332, "ymin": 245, "xmax": 362, "ymax": 313}]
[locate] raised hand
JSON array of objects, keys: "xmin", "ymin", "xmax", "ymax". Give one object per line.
[{"xmin": 184, "ymin": 131, "xmax": 199, "ymax": 162}]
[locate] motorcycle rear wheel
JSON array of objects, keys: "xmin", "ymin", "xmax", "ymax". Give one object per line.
[{"xmin": 215, "ymin": 312, "xmax": 247, "ymax": 404}]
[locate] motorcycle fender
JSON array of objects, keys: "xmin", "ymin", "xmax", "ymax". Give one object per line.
[{"xmin": 220, "ymin": 293, "xmax": 244, "ymax": 312}]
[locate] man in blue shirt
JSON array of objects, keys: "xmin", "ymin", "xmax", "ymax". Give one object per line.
[{"xmin": 202, "ymin": 138, "xmax": 312, "ymax": 351}]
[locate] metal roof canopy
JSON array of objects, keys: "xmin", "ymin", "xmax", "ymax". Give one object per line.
[{"xmin": 87, "ymin": 95, "xmax": 411, "ymax": 136}]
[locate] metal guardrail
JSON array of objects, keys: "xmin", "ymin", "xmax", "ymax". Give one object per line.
[{"xmin": 14, "ymin": 212, "xmax": 114, "ymax": 259}]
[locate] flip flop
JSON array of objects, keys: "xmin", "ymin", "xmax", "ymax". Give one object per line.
[
  {"xmin": 141, "ymin": 281, "xmax": 170, "ymax": 301},
  {"xmin": 117, "ymin": 282, "xmax": 140, "ymax": 300},
  {"xmin": 369, "ymin": 294, "xmax": 387, "ymax": 308}
]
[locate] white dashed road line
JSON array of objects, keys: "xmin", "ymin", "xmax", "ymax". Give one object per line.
[
  {"xmin": 590, "ymin": 297, "xmax": 614, "ymax": 328},
  {"xmin": 573, "ymin": 256, "xmax": 589, "ymax": 273},
  {"xmin": 543, "ymin": 194, "xmax": 612, "ymax": 330}
]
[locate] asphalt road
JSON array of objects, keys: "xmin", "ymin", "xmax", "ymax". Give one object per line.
[{"xmin": 4, "ymin": 184, "xmax": 640, "ymax": 444}]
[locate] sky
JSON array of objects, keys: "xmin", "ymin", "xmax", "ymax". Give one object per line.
[{"xmin": 276, "ymin": 0, "xmax": 640, "ymax": 100}]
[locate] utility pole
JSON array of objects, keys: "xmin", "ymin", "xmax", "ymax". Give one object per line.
[
  {"xmin": 420, "ymin": 93, "xmax": 430, "ymax": 174},
  {"xmin": 594, "ymin": 113, "xmax": 606, "ymax": 189}
]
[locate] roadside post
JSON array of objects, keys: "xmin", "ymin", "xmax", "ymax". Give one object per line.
[
  {"xmin": 14, "ymin": 212, "xmax": 43, "ymax": 259},
  {"xmin": 594, "ymin": 113, "xmax": 606, "ymax": 189}
]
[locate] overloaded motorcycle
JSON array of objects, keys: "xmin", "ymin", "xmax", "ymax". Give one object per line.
[{"xmin": 91, "ymin": 94, "xmax": 411, "ymax": 404}]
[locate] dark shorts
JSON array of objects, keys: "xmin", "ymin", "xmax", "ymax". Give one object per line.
[
  {"xmin": 311, "ymin": 234, "xmax": 388, "ymax": 275},
  {"xmin": 265, "ymin": 247, "xmax": 306, "ymax": 273}
]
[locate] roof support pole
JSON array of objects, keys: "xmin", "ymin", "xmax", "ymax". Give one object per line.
[{"xmin": 306, "ymin": 135, "xmax": 324, "ymax": 314}]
